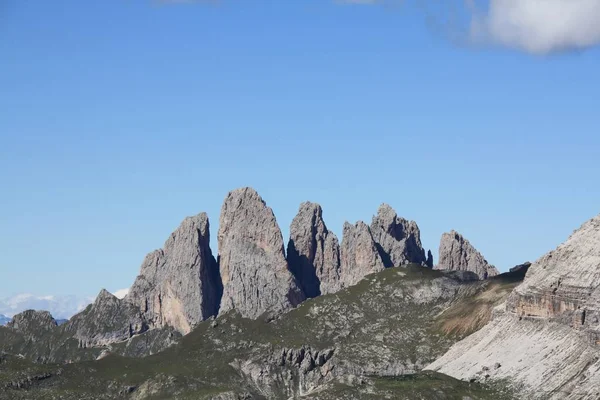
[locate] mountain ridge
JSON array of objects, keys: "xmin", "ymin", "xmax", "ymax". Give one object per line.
[
  {"xmin": 2, "ymin": 186, "xmax": 595, "ymax": 399},
  {"xmin": 427, "ymin": 213, "xmax": 600, "ymax": 399}
]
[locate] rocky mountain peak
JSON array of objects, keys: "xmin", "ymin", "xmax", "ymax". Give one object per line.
[
  {"xmin": 428, "ymin": 213, "xmax": 600, "ymax": 398},
  {"xmin": 126, "ymin": 212, "xmax": 221, "ymax": 334},
  {"xmin": 64, "ymin": 288, "xmax": 147, "ymax": 348},
  {"xmin": 95, "ymin": 289, "xmax": 116, "ymax": 303},
  {"xmin": 218, "ymin": 187, "xmax": 305, "ymax": 319},
  {"xmin": 370, "ymin": 204, "xmax": 427, "ymax": 267},
  {"xmin": 287, "ymin": 201, "xmax": 341, "ymax": 298},
  {"xmin": 437, "ymin": 230, "xmax": 498, "ymax": 279},
  {"xmin": 508, "ymin": 214, "xmax": 600, "ymax": 319},
  {"xmin": 339, "ymin": 221, "xmax": 386, "ymax": 288},
  {"xmin": 426, "ymin": 250, "xmax": 434, "ymax": 268},
  {"xmin": 7, "ymin": 310, "xmax": 58, "ymax": 337}
]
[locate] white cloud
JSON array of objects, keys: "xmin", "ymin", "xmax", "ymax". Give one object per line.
[
  {"xmin": 337, "ymin": 0, "xmax": 600, "ymax": 54},
  {"xmin": 469, "ymin": 0, "xmax": 600, "ymax": 54},
  {"xmin": 112, "ymin": 288, "xmax": 130, "ymax": 299}
]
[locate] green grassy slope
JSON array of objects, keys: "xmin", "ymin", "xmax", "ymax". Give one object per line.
[{"xmin": 0, "ymin": 265, "xmax": 522, "ymax": 399}]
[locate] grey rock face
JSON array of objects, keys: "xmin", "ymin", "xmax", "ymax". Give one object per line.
[
  {"xmin": 287, "ymin": 202, "xmax": 341, "ymax": 298},
  {"xmin": 339, "ymin": 221, "xmax": 386, "ymax": 288},
  {"xmin": 504, "ymin": 216, "xmax": 600, "ymax": 332},
  {"xmin": 65, "ymin": 289, "xmax": 147, "ymax": 348},
  {"xmin": 218, "ymin": 187, "xmax": 305, "ymax": 319},
  {"xmin": 509, "ymin": 261, "xmax": 531, "ymax": 274},
  {"xmin": 7, "ymin": 310, "xmax": 57, "ymax": 338},
  {"xmin": 428, "ymin": 214, "xmax": 600, "ymax": 399},
  {"xmin": 436, "ymin": 230, "xmax": 499, "ymax": 279},
  {"xmin": 126, "ymin": 213, "xmax": 222, "ymax": 334},
  {"xmin": 370, "ymin": 204, "xmax": 427, "ymax": 268}
]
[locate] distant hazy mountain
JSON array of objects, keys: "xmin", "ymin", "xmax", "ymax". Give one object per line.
[
  {"xmin": 0, "ymin": 314, "xmax": 10, "ymax": 325},
  {"xmin": 0, "ymin": 290, "xmax": 129, "ymax": 321},
  {"xmin": 0, "ymin": 293, "xmax": 94, "ymax": 320}
]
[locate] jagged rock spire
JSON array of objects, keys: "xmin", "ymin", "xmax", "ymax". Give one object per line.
[
  {"xmin": 65, "ymin": 288, "xmax": 147, "ymax": 348},
  {"xmin": 287, "ymin": 201, "xmax": 342, "ymax": 298},
  {"xmin": 437, "ymin": 230, "xmax": 498, "ymax": 279},
  {"xmin": 126, "ymin": 213, "xmax": 222, "ymax": 334},
  {"xmin": 426, "ymin": 250, "xmax": 434, "ymax": 268},
  {"xmin": 370, "ymin": 204, "xmax": 427, "ymax": 267},
  {"xmin": 339, "ymin": 221, "xmax": 386, "ymax": 288},
  {"xmin": 218, "ymin": 187, "xmax": 305, "ymax": 319},
  {"xmin": 7, "ymin": 310, "xmax": 58, "ymax": 338}
]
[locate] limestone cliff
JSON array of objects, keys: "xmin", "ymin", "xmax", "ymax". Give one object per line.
[
  {"xmin": 428, "ymin": 214, "xmax": 600, "ymax": 399},
  {"xmin": 218, "ymin": 187, "xmax": 305, "ymax": 319},
  {"xmin": 370, "ymin": 204, "xmax": 427, "ymax": 267},
  {"xmin": 339, "ymin": 221, "xmax": 386, "ymax": 288},
  {"xmin": 437, "ymin": 230, "xmax": 499, "ymax": 279},
  {"xmin": 127, "ymin": 213, "xmax": 222, "ymax": 334},
  {"xmin": 287, "ymin": 202, "xmax": 342, "ymax": 297}
]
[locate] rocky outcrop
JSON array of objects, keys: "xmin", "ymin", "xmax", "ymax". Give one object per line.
[
  {"xmin": 287, "ymin": 202, "xmax": 341, "ymax": 298},
  {"xmin": 436, "ymin": 230, "xmax": 498, "ymax": 279},
  {"xmin": 126, "ymin": 213, "xmax": 222, "ymax": 334},
  {"xmin": 64, "ymin": 289, "xmax": 147, "ymax": 348},
  {"xmin": 427, "ymin": 214, "xmax": 600, "ymax": 399},
  {"xmin": 509, "ymin": 261, "xmax": 531, "ymax": 274},
  {"xmin": 339, "ymin": 221, "xmax": 386, "ymax": 288},
  {"xmin": 218, "ymin": 187, "xmax": 305, "ymax": 319},
  {"xmin": 370, "ymin": 204, "xmax": 427, "ymax": 267},
  {"xmin": 508, "ymin": 216, "xmax": 600, "ymax": 321},
  {"xmin": 7, "ymin": 310, "xmax": 57, "ymax": 339},
  {"xmin": 426, "ymin": 250, "xmax": 434, "ymax": 268},
  {"xmin": 62, "ymin": 289, "xmax": 148, "ymax": 348},
  {"xmin": 0, "ymin": 290, "xmax": 178, "ymax": 363},
  {"xmin": 276, "ymin": 346, "xmax": 335, "ymax": 373}
]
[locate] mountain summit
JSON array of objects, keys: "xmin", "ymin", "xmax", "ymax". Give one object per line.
[
  {"xmin": 436, "ymin": 230, "xmax": 499, "ymax": 279},
  {"xmin": 218, "ymin": 187, "xmax": 305, "ymax": 319},
  {"xmin": 127, "ymin": 212, "xmax": 221, "ymax": 334},
  {"xmin": 429, "ymin": 213, "xmax": 600, "ymax": 398}
]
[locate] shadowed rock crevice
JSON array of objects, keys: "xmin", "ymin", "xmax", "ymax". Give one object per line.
[
  {"xmin": 374, "ymin": 242, "xmax": 394, "ymax": 269},
  {"xmin": 340, "ymin": 221, "xmax": 385, "ymax": 288},
  {"xmin": 126, "ymin": 213, "xmax": 222, "ymax": 334},
  {"xmin": 287, "ymin": 202, "xmax": 341, "ymax": 298},
  {"xmin": 369, "ymin": 204, "xmax": 427, "ymax": 267},
  {"xmin": 287, "ymin": 243, "xmax": 322, "ymax": 298}
]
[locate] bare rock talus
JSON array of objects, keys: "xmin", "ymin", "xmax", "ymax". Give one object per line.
[
  {"xmin": 218, "ymin": 187, "xmax": 305, "ymax": 319},
  {"xmin": 287, "ymin": 202, "xmax": 342, "ymax": 298},
  {"xmin": 428, "ymin": 214, "xmax": 600, "ymax": 399},
  {"xmin": 436, "ymin": 230, "xmax": 498, "ymax": 279},
  {"xmin": 126, "ymin": 213, "xmax": 222, "ymax": 334},
  {"xmin": 370, "ymin": 204, "xmax": 427, "ymax": 268},
  {"xmin": 339, "ymin": 221, "xmax": 386, "ymax": 288}
]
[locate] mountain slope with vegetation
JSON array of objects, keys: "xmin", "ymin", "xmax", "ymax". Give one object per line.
[{"xmin": 0, "ymin": 266, "xmax": 520, "ymax": 399}]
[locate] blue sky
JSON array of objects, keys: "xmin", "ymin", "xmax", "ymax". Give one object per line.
[{"xmin": 1, "ymin": 1, "xmax": 599, "ymax": 297}]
